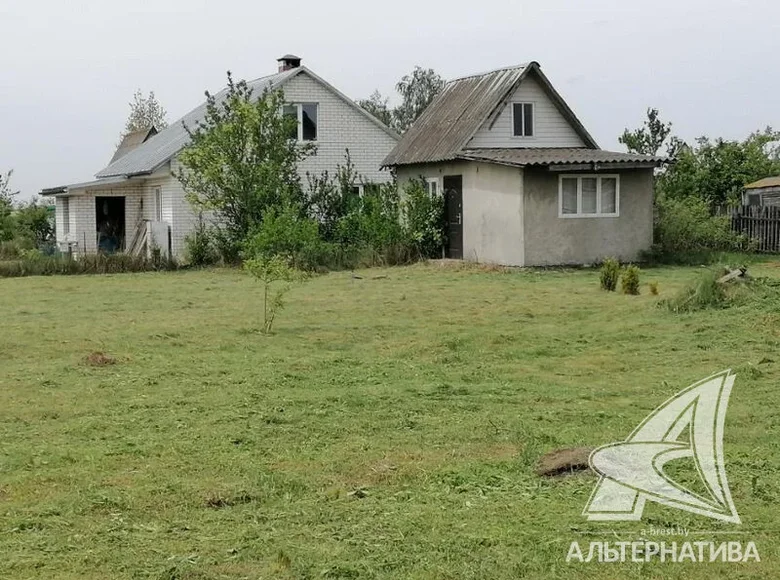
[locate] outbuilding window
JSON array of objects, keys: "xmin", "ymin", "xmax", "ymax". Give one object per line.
[
  {"xmin": 512, "ymin": 103, "xmax": 534, "ymax": 137},
  {"xmin": 425, "ymin": 177, "xmax": 440, "ymax": 196},
  {"xmin": 559, "ymin": 175, "xmax": 620, "ymax": 218}
]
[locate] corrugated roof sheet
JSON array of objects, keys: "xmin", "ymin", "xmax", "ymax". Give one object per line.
[
  {"xmin": 458, "ymin": 148, "xmax": 666, "ymax": 167},
  {"xmin": 382, "ymin": 65, "xmax": 528, "ymax": 167},
  {"xmin": 96, "ymin": 68, "xmax": 300, "ymax": 178},
  {"xmin": 745, "ymin": 176, "xmax": 780, "ymax": 190},
  {"xmin": 382, "ymin": 62, "xmax": 600, "ymax": 167},
  {"xmin": 40, "ymin": 175, "xmax": 137, "ymax": 196},
  {"xmin": 109, "ymin": 127, "xmax": 158, "ymax": 165}
]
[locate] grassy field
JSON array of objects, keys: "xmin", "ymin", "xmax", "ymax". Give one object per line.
[{"xmin": 2, "ymin": 261, "xmax": 780, "ymax": 579}]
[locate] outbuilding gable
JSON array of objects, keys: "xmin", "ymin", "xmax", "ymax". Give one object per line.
[{"xmin": 467, "ymin": 73, "xmax": 587, "ymax": 149}]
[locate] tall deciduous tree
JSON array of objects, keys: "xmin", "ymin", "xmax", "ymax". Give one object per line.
[
  {"xmin": 357, "ymin": 90, "xmax": 393, "ymax": 128},
  {"xmin": 619, "ymin": 108, "xmax": 681, "ymax": 157},
  {"xmin": 0, "ymin": 170, "xmax": 18, "ymax": 241},
  {"xmin": 393, "ymin": 66, "xmax": 445, "ymax": 133},
  {"xmin": 359, "ymin": 66, "xmax": 445, "ymax": 134},
  {"xmin": 658, "ymin": 128, "xmax": 780, "ymax": 207},
  {"xmin": 177, "ymin": 72, "xmax": 313, "ymax": 258},
  {"xmin": 14, "ymin": 199, "xmax": 54, "ymax": 246},
  {"xmin": 124, "ymin": 90, "xmax": 168, "ymax": 136}
]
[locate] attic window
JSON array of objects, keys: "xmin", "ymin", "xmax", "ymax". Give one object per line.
[
  {"xmin": 512, "ymin": 103, "xmax": 534, "ymax": 137},
  {"xmin": 283, "ymin": 103, "xmax": 318, "ymax": 142}
]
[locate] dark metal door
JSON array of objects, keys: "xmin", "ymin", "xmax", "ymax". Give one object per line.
[{"xmin": 443, "ymin": 175, "xmax": 463, "ymax": 259}]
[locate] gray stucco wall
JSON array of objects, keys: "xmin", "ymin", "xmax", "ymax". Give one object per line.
[{"xmin": 522, "ymin": 167, "xmax": 654, "ymax": 266}]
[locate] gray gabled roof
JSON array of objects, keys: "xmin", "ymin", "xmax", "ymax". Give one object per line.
[
  {"xmin": 109, "ymin": 126, "xmax": 158, "ymax": 165},
  {"xmin": 94, "ymin": 65, "xmax": 398, "ymax": 180},
  {"xmin": 96, "ymin": 68, "xmax": 299, "ymax": 178},
  {"xmin": 382, "ymin": 62, "xmax": 599, "ymax": 167}
]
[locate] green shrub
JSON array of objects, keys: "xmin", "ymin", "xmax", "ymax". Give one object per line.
[
  {"xmin": 652, "ymin": 196, "xmax": 752, "ymax": 263},
  {"xmin": 185, "ymin": 217, "xmax": 218, "ymax": 266},
  {"xmin": 402, "ymin": 178, "xmax": 445, "ymax": 259},
  {"xmin": 0, "ymin": 239, "xmax": 31, "ymax": 260},
  {"xmin": 244, "ymin": 205, "xmax": 326, "ymax": 270},
  {"xmin": 649, "ymin": 281, "xmax": 659, "ymax": 296},
  {"xmin": 621, "ymin": 265, "xmax": 641, "ymax": 295},
  {"xmin": 0, "ymin": 252, "xmax": 178, "ymax": 278},
  {"xmin": 211, "ymin": 229, "xmax": 242, "ymax": 265},
  {"xmin": 599, "ymin": 258, "xmax": 620, "ymax": 291}
]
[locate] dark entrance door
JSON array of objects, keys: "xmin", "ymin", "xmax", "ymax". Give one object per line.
[
  {"xmin": 95, "ymin": 196, "xmax": 126, "ymax": 253},
  {"xmin": 443, "ymin": 175, "xmax": 463, "ymax": 259}
]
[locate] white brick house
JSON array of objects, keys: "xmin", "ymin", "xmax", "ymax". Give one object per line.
[{"xmin": 41, "ymin": 55, "xmax": 399, "ymax": 258}]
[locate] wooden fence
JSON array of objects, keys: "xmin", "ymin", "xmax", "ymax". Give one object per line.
[{"xmin": 723, "ymin": 205, "xmax": 780, "ymax": 253}]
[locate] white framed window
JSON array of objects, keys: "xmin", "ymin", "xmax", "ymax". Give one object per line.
[
  {"xmin": 425, "ymin": 177, "xmax": 440, "ymax": 196},
  {"xmin": 350, "ymin": 184, "xmax": 365, "ymax": 198},
  {"xmin": 283, "ymin": 102, "xmax": 318, "ymax": 141},
  {"xmin": 154, "ymin": 186, "xmax": 162, "ymax": 221},
  {"xmin": 61, "ymin": 197, "xmax": 70, "ymax": 234},
  {"xmin": 558, "ymin": 175, "xmax": 620, "ymax": 218},
  {"xmin": 512, "ymin": 102, "xmax": 534, "ymax": 137}
]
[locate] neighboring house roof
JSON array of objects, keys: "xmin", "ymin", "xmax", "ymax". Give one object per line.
[
  {"xmin": 382, "ymin": 62, "xmax": 600, "ymax": 167},
  {"xmin": 745, "ymin": 176, "xmax": 780, "ymax": 190},
  {"xmin": 95, "ymin": 66, "xmax": 398, "ymax": 179},
  {"xmin": 109, "ymin": 127, "xmax": 159, "ymax": 165},
  {"xmin": 458, "ymin": 148, "xmax": 664, "ymax": 168}
]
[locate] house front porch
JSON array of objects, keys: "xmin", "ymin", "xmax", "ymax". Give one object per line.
[{"xmin": 43, "ymin": 177, "xmax": 170, "ymax": 258}]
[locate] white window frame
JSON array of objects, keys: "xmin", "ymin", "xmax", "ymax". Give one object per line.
[
  {"xmin": 61, "ymin": 197, "xmax": 70, "ymax": 234},
  {"xmin": 511, "ymin": 102, "xmax": 535, "ymax": 138},
  {"xmin": 425, "ymin": 177, "xmax": 440, "ymax": 196},
  {"xmin": 350, "ymin": 184, "xmax": 365, "ymax": 197},
  {"xmin": 558, "ymin": 175, "xmax": 620, "ymax": 218},
  {"xmin": 154, "ymin": 186, "xmax": 163, "ymax": 221},
  {"xmin": 284, "ymin": 102, "xmax": 319, "ymax": 142}
]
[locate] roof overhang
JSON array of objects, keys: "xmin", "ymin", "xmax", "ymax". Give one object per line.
[
  {"xmin": 39, "ymin": 175, "xmax": 144, "ymax": 197},
  {"xmin": 455, "ymin": 148, "xmax": 668, "ymax": 170}
]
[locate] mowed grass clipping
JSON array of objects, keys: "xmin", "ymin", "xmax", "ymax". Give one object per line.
[{"xmin": 2, "ymin": 262, "xmax": 780, "ymax": 579}]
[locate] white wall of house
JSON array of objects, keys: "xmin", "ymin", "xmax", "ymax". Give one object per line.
[
  {"xmin": 282, "ymin": 72, "xmax": 398, "ymax": 185},
  {"xmin": 396, "ymin": 161, "xmax": 525, "ymax": 266},
  {"xmin": 467, "ymin": 74, "xmax": 586, "ymax": 149},
  {"xmin": 54, "ymin": 185, "xmax": 144, "ymax": 254},
  {"xmin": 50, "ymin": 69, "xmax": 399, "ymax": 260}
]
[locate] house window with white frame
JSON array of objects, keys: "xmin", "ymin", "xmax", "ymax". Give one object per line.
[
  {"xmin": 512, "ymin": 103, "xmax": 534, "ymax": 137},
  {"xmin": 559, "ymin": 175, "xmax": 620, "ymax": 218},
  {"xmin": 154, "ymin": 186, "xmax": 163, "ymax": 221},
  {"xmin": 283, "ymin": 103, "xmax": 318, "ymax": 141},
  {"xmin": 425, "ymin": 177, "xmax": 440, "ymax": 196},
  {"xmin": 61, "ymin": 197, "xmax": 70, "ymax": 234}
]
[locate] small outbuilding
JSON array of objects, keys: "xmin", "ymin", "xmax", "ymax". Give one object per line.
[
  {"xmin": 743, "ymin": 177, "xmax": 780, "ymax": 206},
  {"xmin": 383, "ymin": 61, "xmax": 666, "ymax": 267}
]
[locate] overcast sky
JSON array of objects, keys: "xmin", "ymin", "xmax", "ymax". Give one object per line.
[{"xmin": 1, "ymin": 0, "xmax": 778, "ymax": 200}]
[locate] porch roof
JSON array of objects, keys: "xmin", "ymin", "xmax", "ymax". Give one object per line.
[
  {"xmin": 40, "ymin": 175, "xmax": 142, "ymax": 196},
  {"xmin": 456, "ymin": 147, "xmax": 666, "ymax": 169}
]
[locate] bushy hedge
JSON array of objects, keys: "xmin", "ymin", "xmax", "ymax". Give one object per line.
[
  {"xmin": 0, "ymin": 252, "xmax": 178, "ymax": 278},
  {"xmin": 236, "ymin": 172, "xmax": 445, "ymax": 271},
  {"xmin": 650, "ymin": 196, "xmax": 752, "ymax": 263},
  {"xmin": 183, "ymin": 150, "xmax": 447, "ymax": 271}
]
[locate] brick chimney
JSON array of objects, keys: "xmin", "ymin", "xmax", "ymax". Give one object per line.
[{"xmin": 277, "ymin": 54, "xmax": 302, "ymax": 72}]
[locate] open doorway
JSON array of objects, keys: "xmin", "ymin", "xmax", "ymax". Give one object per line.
[{"xmin": 95, "ymin": 196, "xmax": 126, "ymax": 253}]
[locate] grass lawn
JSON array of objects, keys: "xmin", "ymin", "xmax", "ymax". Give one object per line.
[{"xmin": 1, "ymin": 261, "xmax": 780, "ymax": 579}]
